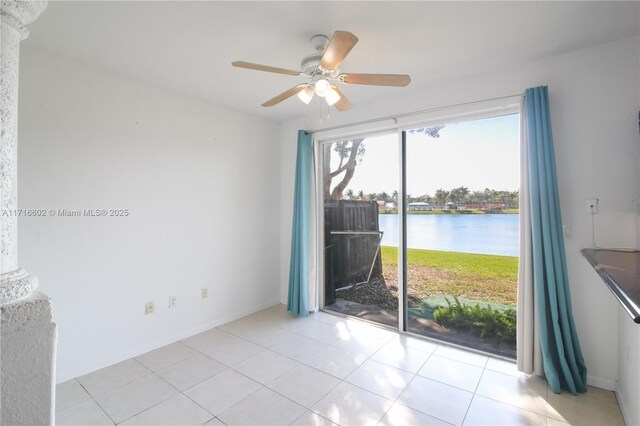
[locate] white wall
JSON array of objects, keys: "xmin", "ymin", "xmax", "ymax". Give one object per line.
[
  {"xmin": 280, "ymin": 36, "xmax": 640, "ymax": 392},
  {"xmin": 18, "ymin": 47, "xmax": 281, "ymax": 383}
]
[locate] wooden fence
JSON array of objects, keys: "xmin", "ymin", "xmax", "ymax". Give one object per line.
[{"xmin": 324, "ymin": 200, "xmax": 383, "ymax": 305}]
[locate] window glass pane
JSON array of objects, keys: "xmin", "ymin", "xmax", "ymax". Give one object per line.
[
  {"xmin": 403, "ymin": 114, "xmax": 519, "ymax": 358},
  {"xmin": 321, "ymin": 133, "xmax": 399, "ymax": 329}
]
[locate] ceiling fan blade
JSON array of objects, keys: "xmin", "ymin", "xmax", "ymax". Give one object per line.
[
  {"xmin": 262, "ymin": 84, "xmax": 307, "ymax": 107},
  {"xmin": 331, "ymin": 86, "xmax": 352, "ymax": 112},
  {"xmin": 232, "ymin": 61, "xmax": 301, "ymax": 76},
  {"xmin": 340, "ymin": 73, "xmax": 411, "ymax": 87},
  {"xmin": 320, "ymin": 31, "xmax": 359, "ymax": 70}
]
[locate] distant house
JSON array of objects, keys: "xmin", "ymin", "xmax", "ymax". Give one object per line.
[{"xmin": 408, "ymin": 202, "xmax": 431, "ymax": 211}]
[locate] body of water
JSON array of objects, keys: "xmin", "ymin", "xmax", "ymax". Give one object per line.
[{"xmin": 379, "ymin": 214, "xmax": 519, "ymax": 256}]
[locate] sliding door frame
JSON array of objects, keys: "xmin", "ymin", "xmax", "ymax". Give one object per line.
[
  {"xmin": 398, "ymin": 130, "xmax": 408, "ymax": 331},
  {"xmin": 314, "ymin": 127, "xmax": 399, "ymax": 322},
  {"xmin": 314, "ymin": 100, "xmax": 521, "ymax": 337}
]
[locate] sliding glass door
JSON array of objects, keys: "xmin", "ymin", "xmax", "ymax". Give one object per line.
[{"xmin": 320, "ymin": 113, "xmax": 519, "ymax": 358}]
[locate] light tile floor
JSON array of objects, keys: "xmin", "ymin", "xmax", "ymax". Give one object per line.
[{"xmin": 56, "ymin": 304, "xmax": 626, "ymax": 426}]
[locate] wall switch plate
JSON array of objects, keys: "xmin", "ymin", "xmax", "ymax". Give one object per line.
[
  {"xmin": 201, "ymin": 288, "xmax": 208, "ymax": 299},
  {"xmin": 562, "ymin": 225, "xmax": 570, "ymax": 237},
  {"xmin": 169, "ymin": 295, "xmax": 177, "ymax": 309},
  {"xmin": 586, "ymin": 198, "xmax": 599, "ymax": 214},
  {"xmin": 145, "ymin": 301, "xmax": 155, "ymax": 315}
]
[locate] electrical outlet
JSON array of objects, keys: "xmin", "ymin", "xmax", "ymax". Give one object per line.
[
  {"xmin": 169, "ymin": 295, "xmax": 177, "ymax": 309},
  {"xmin": 145, "ymin": 301, "xmax": 155, "ymax": 315},
  {"xmin": 586, "ymin": 198, "xmax": 599, "ymax": 214},
  {"xmin": 201, "ymin": 288, "xmax": 208, "ymax": 299}
]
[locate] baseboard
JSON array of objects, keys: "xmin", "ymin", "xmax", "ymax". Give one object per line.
[
  {"xmin": 56, "ymin": 299, "xmax": 281, "ymax": 383},
  {"xmin": 615, "ymin": 382, "xmax": 633, "ymax": 426},
  {"xmin": 587, "ymin": 375, "xmax": 616, "ymax": 391}
]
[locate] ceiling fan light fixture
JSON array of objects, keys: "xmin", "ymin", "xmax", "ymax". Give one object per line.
[
  {"xmin": 325, "ymin": 86, "xmax": 341, "ymax": 106},
  {"xmin": 314, "ymin": 78, "xmax": 331, "ymax": 97},
  {"xmin": 297, "ymin": 84, "xmax": 315, "ymax": 104}
]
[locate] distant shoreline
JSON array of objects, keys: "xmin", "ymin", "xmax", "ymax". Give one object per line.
[{"xmin": 379, "ymin": 209, "xmax": 519, "ymax": 215}]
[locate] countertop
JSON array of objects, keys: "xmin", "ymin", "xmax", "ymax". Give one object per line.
[{"xmin": 582, "ymin": 248, "xmax": 640, "ymax": 323}]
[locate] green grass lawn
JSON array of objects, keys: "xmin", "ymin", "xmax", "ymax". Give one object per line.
[{"xmin": 380, "ymin": 246, "xmax": 518, "ymax": 306}]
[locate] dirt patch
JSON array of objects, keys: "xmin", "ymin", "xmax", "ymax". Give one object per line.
[
  {"xmin": 336, "ymin": 266, "xmax": 469, "ymax": 312},
  {"xmin": 383, "ymin": 263, "xmax": 452, "ymax": 287},
  {"xmin": 382, "ymin": 264, "xmax": 516, "ymax": 306},
  {"xmin": 382, "ymin": 265, "xmax": 457, "ymax": 306},
  {"xmin": 336, "ymin": 277, "xmax": 398, "ymax": 312}
]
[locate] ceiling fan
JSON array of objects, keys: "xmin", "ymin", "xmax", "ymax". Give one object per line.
[{"xmin": 232, "ymin": 31, "xmax": 411, "ymax": 111}]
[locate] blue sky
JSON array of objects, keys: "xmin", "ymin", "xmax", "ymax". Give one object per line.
[{"xmin": 329, "ymin": 113, "xmax": 520, "ymax": 196}]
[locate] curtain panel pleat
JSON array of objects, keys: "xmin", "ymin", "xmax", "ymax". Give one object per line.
[
  {"xmin": 288, "ymin": 130, "xmax": 313, "ymax": 317},
  {"xmin": 517, "ymin": 98, "xmax": 543, "ymax": 377},
  {"xmin": 523, "ymin": 86, "xmax": 587, "ymax": 394}
]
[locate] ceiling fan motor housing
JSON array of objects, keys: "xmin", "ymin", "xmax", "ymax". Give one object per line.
[
  {"xmin": 300, "ymin": 52, "xmax": 323, "ymax": 77},
  {"xmin": 302, "ymin": 35, "xmax": 339, "ymax": 78}
]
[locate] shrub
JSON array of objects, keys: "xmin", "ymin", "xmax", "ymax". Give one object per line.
[{"xmin": 433, "ymin": 297, "xmax": 516, "ymax": 344}]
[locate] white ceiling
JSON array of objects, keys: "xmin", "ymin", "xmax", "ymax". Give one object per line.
[{"xmin": 25, "ymin": 1, "xmax": 639, "ymax": 122}]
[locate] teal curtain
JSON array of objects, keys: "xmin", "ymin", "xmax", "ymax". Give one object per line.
[
  {"xmin": 287, "ymin": 130, "xmax": 312, "ymax": 317},
  {"xmin": 525, "ymin": 86, "xmax": 587, "ymax": 394}
]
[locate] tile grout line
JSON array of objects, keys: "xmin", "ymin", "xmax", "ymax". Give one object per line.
[
  {"xmin": 390, "ymin": 373, "xmax": 456, "ymax": 426},
  {"xmin": 135, "ymin": 341, "xmax": 201, "ymax": 371},
  {"xmin": 86, "ymin": 391, "xmax": 118, "ymax": 425},
  {"xmin": 474, "ymin": 377, "xmax": 554, "ymax": 421},
  {"xmin": 72, "ymin": 364, "xmax": 157, "ymax": 426},
  {"xmin": 76, "ymin": 358, "xmax": 154, "ymax": 397},
  {"xmin": 460, "ymin": 364, "xmax": 489, "ymax": 425},
  {"xmin": 62, "ymin": 379, "xmax": 119, "ymax": 426},
  {"xmin": 112, "ymin": 372, "xmax": 185, "ymax": 425},
  {"xmin": 115, "ymin": 340, "xmax": 255, "ymax": 424},
  {"xmin": 200, "ymin": 381, "xmax": 265, "ymax": 424},
  {"xmin": 222, "ymin": 346, "xmax": 347, "ymax": 419}
]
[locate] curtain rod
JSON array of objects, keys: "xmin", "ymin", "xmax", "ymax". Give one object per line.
[{"xmin": 305, "ymin": 93, "xmax": 523, "ymax": 135}]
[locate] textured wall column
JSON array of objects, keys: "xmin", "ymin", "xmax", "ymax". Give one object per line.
[
  {"xmin": 1, "ymin": 0, "xmax": 45, "ymax": 299},
  {"xmin": 1, "ymin": 2, "xmax": 57, "ymax": 425}
]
